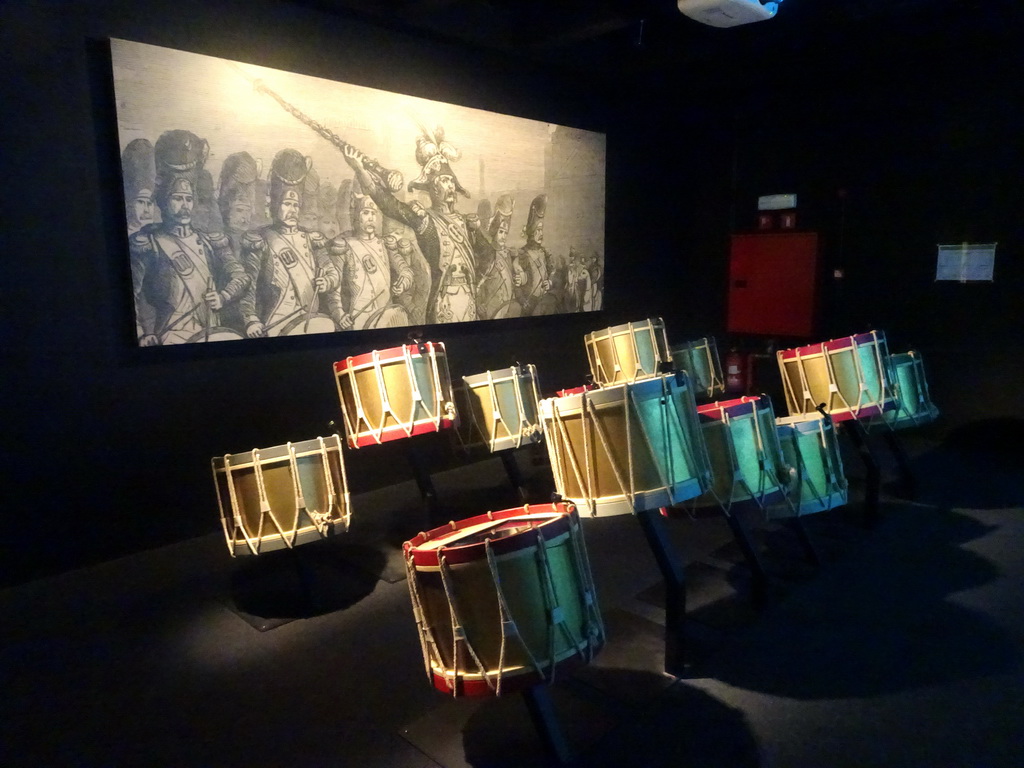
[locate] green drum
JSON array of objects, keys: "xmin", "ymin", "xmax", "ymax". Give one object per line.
[
  {"xmin": 459, "ymin": 365, "xmax": 543, "ymax": 453},
  {"xmin": 539, "ymin": 372, "xmax": 712, "ymax": 517},
  {"xmin": 687, "ymin": 395, "xmax": 789, "ymax": 512},
  {"xmin": 670, "ymin": 336, "xmax": 725, "ymax": 401},
  {"xmin": 876, "ymin": 350, "xmax": 939, "ymax": 430},
  {"xmin": 769, "ymin": 414, "xmax": 848, "ymax": 518}
]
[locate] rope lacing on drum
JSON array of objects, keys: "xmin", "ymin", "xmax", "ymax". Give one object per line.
[
  {"xmin": 283, "ymin": 441, "xmax": 306, "ymax": 547},
  {"xmin": 565, "ymin": 510, "xmax": 605, "ymax": 655},
  {"xmin": 258, "ymin": 447, "xmax": 297, "ymax": 550},
  {"xmin": 215, "ymin": 455, "xmax": 245, "ymax": 557},
  {"xmin": 428, "ymin": 343, "xmax": 449, "ymax": 434},
  {"xmin": 399, "ymin": 345, "xmax": 421, "ymax": 440},
  {"xmin": 483, "ymin": 531, "xmax": 547, "ymax": 696},
  {"xmin": 249, "ymin": 448, "xmax": 274, "ymax": 555},
  {"xmin": 584, "ymin": 392, "xmax": 636, "ymax": 512},
  {"xmin": 437, "ymin": 550, "xmax": 495, "ymax": 696},
  {"xmin": 549, "ymin": 400, "xmax": 597, "ymax": 516},
  {"xmin": 404, "ymin": 548, "xmax": 443, "ymax": 686}
]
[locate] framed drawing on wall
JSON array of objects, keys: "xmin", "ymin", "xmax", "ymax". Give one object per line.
[{"xmin": 110, "ymin": 39, "xmax": 606, "ymax": 346}]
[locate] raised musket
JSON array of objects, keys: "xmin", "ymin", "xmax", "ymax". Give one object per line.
[{"xmin": 250, "ymin": 78, "xmax": 404, "ymax": 192}]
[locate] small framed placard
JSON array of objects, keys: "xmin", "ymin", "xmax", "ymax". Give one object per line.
[{"xmin": 935, "ymin": 243, "xmax": 996, "ymax": 283}]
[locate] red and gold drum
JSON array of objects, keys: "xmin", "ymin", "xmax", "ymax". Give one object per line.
[
  {"xmin": 334, "ymin": 341, "xmax": 456, "ymax": 449},
  {"xmin": 403, "ymin": 503, "xmax": 604, "ymax": 697},
  {"xmin": 777, "ymin": 330, "xmax": 897, "ymax": 422}
]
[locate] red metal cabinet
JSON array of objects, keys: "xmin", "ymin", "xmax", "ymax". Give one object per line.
[{"xmin": 727, "ymin": 232, "xmax": 819, "ymax": 338}]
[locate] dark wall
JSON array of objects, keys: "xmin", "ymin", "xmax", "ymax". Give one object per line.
[
  {"xmin": 0, "ymin": 0, "xmax": 618, "ymax": 586},
  {"xmin": 3, "ymin": 1, "xmax": 1022, "ymax": 586},
  {"xmin": 611, "ymin": 21, "xmax": 1024, "ymax": 429}
]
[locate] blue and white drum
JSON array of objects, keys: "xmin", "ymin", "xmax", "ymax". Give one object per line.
[
  {"xmin": 768, "ymin": 414, "xmax": 848, "ymax": 518},
  {"xmin": 212, "ymin": 435, "xmax": 351, "ymax": 556},
  {"xmin": 458, "ymin": 365, "xmax": 544, "ymax": 453},
  {"xmin": 539, "ymin": 373, "xmax": 712, "ymax": 517},
  {"xmin": 875, "ymin": 350, "xmax": 940, "ymax": 430},
  {"xmin": 670, "ymin": 336, "xmax": 725, "ymax": 402},
  {"xmin": 584, "ymin": 317, "xmax": 670, "ymax": 386}
]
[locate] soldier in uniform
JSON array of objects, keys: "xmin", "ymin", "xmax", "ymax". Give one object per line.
[
  {"xmin": 129, "ymin": 130, "xmax": 250, "ymax": 345},
  {"xmin": 328, "ymin": 193, "xmax": 413, "ymax": 330},
  {"xmin": 565, "ymin": 246, "xmax": 595, "ymax": 313},
  {"xmin": 340, "ymin": 126, "xmax": 487, "ymax": 325},
  {"xmin": 240, "ymin": 149, "xmax": 339, "ymax": 338},
  {"xmin": 122, "ymin": 138, "xmax": 156, "ymax": 236},
  {"xmin": 514, "ymin": 194, "xmax": 559, "ymax": 316},
  {"xmin": 217, "ymin": 151, "xmax": 260, "ymax": 256},
  {"xmin": 475, "ymin": 194, "xmax": 521, "ymax": 319}
]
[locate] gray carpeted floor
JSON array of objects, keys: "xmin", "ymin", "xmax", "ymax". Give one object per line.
[{"xmin": 1, "ymin": 425, "xmax": 1021, "ymax": 767}]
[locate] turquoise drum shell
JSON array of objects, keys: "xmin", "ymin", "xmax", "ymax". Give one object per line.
[
  {"xmin": 769, "ymin": 415, "xmax": 848, "ymax": 518},
  {"xmin": 461, "ymin": 365, "xmax": 544, "ymax": 453},
  {"xmin": 539, "ymin": 372, "xmax": 712, "ymax": 517},
  {"xmin": 670, "ymin": 337, "xmax": 725, "ymax": 401},
  {"xmin": 688, "ymin": 396, "xmax": 788, "ymax": 510},
  {"xmin": 877, "ymin": 351, "xmax": 940, "ymax": 430}
]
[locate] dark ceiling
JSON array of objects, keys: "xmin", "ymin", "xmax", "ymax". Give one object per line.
[{"xmin": 299, "ymin": 0, "xmax": 1019, "ymax": 81}]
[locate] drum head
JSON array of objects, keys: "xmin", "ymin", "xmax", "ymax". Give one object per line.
[
  {"xmin": 173, "ymin": 326, "xmax": 245, "ymax": 344},
  {"xmin": 276, "ymin": 314, "xmax": 337, "ymax": 337},
  {"xmin": 490, "ymin": 299, "xmax": 523, "ymax": 320},
  {"xmin": 365, "ymin": 304, "xmax": 410, "ymax": 329}
]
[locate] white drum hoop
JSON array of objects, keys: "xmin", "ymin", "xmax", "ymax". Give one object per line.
[
  {"xmin": 461, "ymin": 364, "xmax": 544, "ymax": 453},
  {"xmin": 334, "ymin": 341, "xmax": 456, "ymax": 449},
  {"xmin": 584, "ymin": 317, "xmax": 670, "ymax": 386},
  {"xmin": 540, "ymin": 373, "xmax": 711, "ymax": 517},
  {"xmin": 212, "ymin": 434, "xmax": 351, "ymax": 556}
]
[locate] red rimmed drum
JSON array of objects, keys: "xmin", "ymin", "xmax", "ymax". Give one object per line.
[
  {"xmin": 677, "ymin": 395, "xmax": 790, "ymax": 513},
  {"xmin": 334, "ymin": 341, "xmax": 456, "ymax": 449},
  {"xmin": 403, "ymin": 503, "xmax": 604, "ymax": 697},
  {"xmin": 776, "ymin": 330, "xmax": 897, "ymax": 422}
]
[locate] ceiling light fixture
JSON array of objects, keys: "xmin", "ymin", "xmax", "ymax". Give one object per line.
[{"xmin": 677, "ymin": 0, "xmax": 782, "ymax": 28}]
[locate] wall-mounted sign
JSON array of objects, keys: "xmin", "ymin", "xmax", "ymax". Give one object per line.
[
  {"xmin": 935, "ymin": 243, "xmax": 996, "ymax": 283},
  {"xmin": 111, "ymin": 39, "xmax": 606, "ymax": 346}
]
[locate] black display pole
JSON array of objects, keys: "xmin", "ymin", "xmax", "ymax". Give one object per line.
[
  {"xmin": 497, "ymin": 448, "xmax": 529, "ymax": 502},
  {"xmin": 834, "ymin": 414, "xmax": 881, "ymax": 527},
  {"xmin": 720, "ymin": 509, "xmax": 770, "ymax": 603},
  {"xmin": 635, "ymin": 506, "xmax": 687, "ymax": 677},
  {"xmin": 522, "ymin": 683, "xmax": 571, "ymax": 764},
  {"xmin": 881, "ymin": 428, "xmax": 917, "ymax": 500}
]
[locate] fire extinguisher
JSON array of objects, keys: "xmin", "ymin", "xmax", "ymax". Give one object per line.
[{"xmin": 725, "ymin": 346, "xmax": 745, "ymax": 395}]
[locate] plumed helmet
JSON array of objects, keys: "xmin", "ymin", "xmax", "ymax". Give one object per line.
[
  {"xmin": 488, "ymin": 193, "xmax": 515, "ymax": 240},
  {"xmin": 524, "ymin": 194, "xmax": 546, "ymax": 237},
  {"xmin": 218, "ymin": 152, "xmax": 260, "ymax": 221},
  {"xmin": 269, "ymin": 148, "xmax": 312, "ymax": 211},
  {"xmin": 406, "ymin": 125, "xmax": 469, "ymax": 198},
  {"xmin": 153, "ymin": 129, "xmax": 209, "ymax": 209}
]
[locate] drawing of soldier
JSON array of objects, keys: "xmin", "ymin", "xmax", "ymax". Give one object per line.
[
  {"xmin": 514, "ymin": 194, "xmax": 559, "ymax": 316},
  {"xmin": 328, "ymin": 193, "xmax": 413, "ymax": 330},
  {"xmin": 217, "ymin": 151, "xmax": 260, "ymax": 256},
  {"xmin": 476, "ymin": 194, "xmax": 521, "ymax": 319},
  {"xmin": 240, "ymin": 149, "xmax": 339, "ymax": 338},
  {"xmin": 129, "ymin": 130, "xmax": 250, "ymax": 345},
  {"xmin": 341, "ymin": 126, "xmax": 487, "ymax": 325},
  {"xmin": 565, "ymin": 246, "xmax": 594, "ymax": 313},
  {"xmin": 122, "ymin": 138, "xmax": 156, "ymax": 236}
]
